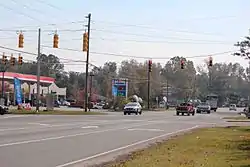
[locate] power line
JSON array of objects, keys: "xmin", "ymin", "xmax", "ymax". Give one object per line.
[
  {"xmin": 9, "ymin": 0, "xmax": 44, "ymax": 15},
  {"xmin": 91, "ymin": 29, "xmax": 231, "ymax": 43},
  {"xmin": 91, "ymin": 37, "xmax": 232, "ymax": 45},
  {"xmin": 41, "ymin": 45, "xmax": 237, "ymax": 60},
  {"xmin": 0, "ymin": 2, "xmax": 40, "ymax": 21},
  {"xmin": 0, "ymin": 45, "xmax": 87, "ymax": 62},
  {"xmin": 92, "ymin": 20, "xmax": 225, "ymax": 37},
  {"xmin": 36, "ymin": 0, "xmax": 61, "ymax": 10}
]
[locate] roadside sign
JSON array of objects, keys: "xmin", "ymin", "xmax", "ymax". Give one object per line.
[{"xmin": 112, "ymin": 78, "xmax": 128, "ymax": 98}]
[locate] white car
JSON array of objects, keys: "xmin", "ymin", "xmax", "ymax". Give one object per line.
[
  {"xmin": 93, "ymin": 103, "xmax": 104, "ymax": 109},
  {"xmin": 229, "ymin": 104, "xmax": 237, "ymax": 111},
  {"xmin": 123, "ymin": 102, "xmax": 142, "ymax": 115}
]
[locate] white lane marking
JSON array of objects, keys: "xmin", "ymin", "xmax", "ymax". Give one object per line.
[
  {"xmin": 128, "ymin": 128, "xmax": 164, "ymax": 132},
  {"xmin": 81, "ymin": 126, "xmax": 99, "ymax": 129},
  {"xmin": 28, "ymin": 123, "xmax": 51, "ymax": 126},
  {"xmin": 0, "ymin": 121, "xmax": 171, "ymax": 148},
  {"xmin": 0, "ymin": 127, "xmax": 27, "ymax": 132},
  {"xmin": 0, "ymin": 115, "xmax": 29, "ymax": 119},
  {"xmin": 56, "ymin": 125, "xmax": 199, "ymax": 167}
]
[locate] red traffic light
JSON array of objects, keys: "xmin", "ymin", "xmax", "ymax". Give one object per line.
[
  {"xmin": 148, "ymin": 60, "xmax": 152, "ymax": 65},
  {"xmin": 180, "ymin": 60, "xmax": 184, "ymax": 69},
  {"xmin": 181, "ymin": 60, "xmax": 184, "ymax": 65},
  {"xmin": 208, "ymin": 56, "xmax": 213, "ymax": 66}
]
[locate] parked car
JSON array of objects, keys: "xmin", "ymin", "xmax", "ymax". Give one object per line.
[
  {"xmin": 229, "ymin": 104, "xmax": 237, "ymax": 111},
  {"xmin": 196, "ymin": 102, "xmax": 211, "ymax": 114},
  {"xmin": 176, "ymin": 102, "xmax": 195, "ymax": 116},
  {"xmin": 123, "ymin": 102, "xmax": 142, "ymax": 115},
  {"xmin": 0, "ymin": 105, "xmax": 8, "ymax": 115},
  {"xmin": 93, "ymin": 103, "xmax": 104, "ymax": 109}
]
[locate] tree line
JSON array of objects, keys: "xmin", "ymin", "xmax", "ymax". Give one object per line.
[{"xmin": 0, "ymin": 33, "xmax": 249, "ymax": 106}]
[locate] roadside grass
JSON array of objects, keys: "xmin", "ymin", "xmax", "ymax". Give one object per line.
[
  {"xmin": 8, "ymin": 109, "xmax": 107, "ymax": 115},
  {"xmin": 223, "ymin": 116, "xmax": 248, "ymax": 120},
  {"xmin": 107, "ymin": 126, "xmax": 250, "ymax": 167},
  {"xmin": 223, "ymin": 116, "xmax": 250, "ymax": 122}
]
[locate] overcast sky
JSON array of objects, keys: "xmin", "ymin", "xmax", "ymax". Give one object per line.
[{"xmin": 0, "ymin": 0, "xmax": 249, "ymax": 72}]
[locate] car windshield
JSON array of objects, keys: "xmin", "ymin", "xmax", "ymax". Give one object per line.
[
  {"xmin": 199, "ymin": 102, "xmax": 208, "ymax": 105},
  {"xmin": 180, "ymin": 103, "xmax": 191, "ymax": 106},
  {"xmin": 126, "ymin": 103, "xmax": 137, "ymax": 106}
]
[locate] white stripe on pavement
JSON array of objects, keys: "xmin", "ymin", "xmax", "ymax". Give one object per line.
[{"xmin": 56, "ymin": 125, "xmax": 199, "ymax": 167}]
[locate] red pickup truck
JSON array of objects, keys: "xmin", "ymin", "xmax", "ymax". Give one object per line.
[{"xmin": 176, "ymin": 102, "xmax": 195, "ymax": 116}]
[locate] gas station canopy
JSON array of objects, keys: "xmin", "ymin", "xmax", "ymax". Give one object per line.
[{"xmin": 0, "ymin": 72, "xmax": 55, "ymax": 85}]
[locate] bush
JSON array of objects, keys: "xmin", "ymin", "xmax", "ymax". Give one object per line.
[{"xmin": 113, "ymin": 97, "xmax": 130, "ymax": 111}]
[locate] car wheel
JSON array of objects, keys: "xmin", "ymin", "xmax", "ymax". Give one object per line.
[
  {"xmin": 139, "ymin": 111, "xmax": 142, "ymax": 115},
  {"xmin": 176, "ymin": 112, "xmax": 179, "ymax": 116},
  {"xmin": 192, "ymin": 112, "xmax": 195, "ymax": 116},
  {"xmin": 124, "ymin": 112, "xmax": 126, "ymax": 115},
  {"xmin": 187, "ymin": 113, "xmax": 190, "ymax": 116},
  {"xmin": 182, "ymin": 113, "xmax": 184, "ymax": 116}
]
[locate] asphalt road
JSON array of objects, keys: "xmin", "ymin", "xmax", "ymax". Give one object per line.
[{"xmin": 0, "ymin": 108, "xmax": 248, "ymax": 167}]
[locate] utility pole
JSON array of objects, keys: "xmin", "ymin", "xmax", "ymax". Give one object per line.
[
  {"xmin": 89, "ymin": 73, "xmax": 94, "ymax": 111},
  {"xmin": 147, "ymin": 70, "xmax": 150, "ymax": 110},
  {"xmin": 84, "ymin": 13, "xmax": 91, "ymax": 112},
  {"xmin": 147, "ymin": 60, "xmax": 152, "ymax": 110},
  {"xmin": 36, "ymin": 28, "xmax": 41, "ymax": 112}
]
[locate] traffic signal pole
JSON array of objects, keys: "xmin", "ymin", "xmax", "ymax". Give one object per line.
[
  {"xmin": 147, "ymin": 68, "xmax": 150, "ymax": 110},
  {"xmin": 1, "ymin": 70, "xmax": 4, "ymax": 99},
  {"xmin": 84, "ymin": 13, "xmax": 91, "ymax": 112},
  {"xmin": 36, "ymin": 28, "xmax": 41, "ymax": 112}
]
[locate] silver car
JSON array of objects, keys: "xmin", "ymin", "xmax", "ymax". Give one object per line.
[
  {"xmin": 123, "ymin": 102, "xmax": 142, "ymax": 115},
  {"xmin": 229, "ymin": 104, "xmax": 237, "ymax": 111}
]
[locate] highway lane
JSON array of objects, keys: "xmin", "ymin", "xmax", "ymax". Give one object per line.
[{"xmin": 0, "ymin": 109, "xmax": 243, "ymax": 167}]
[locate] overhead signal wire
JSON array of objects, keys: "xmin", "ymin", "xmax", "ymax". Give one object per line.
[
  {"xmin": 41, "ymin": 45, "xmax": 238, "ymax": 60},
  {"xmin": 91, "ymin": 28, "xmax": 231, "ymax": 43},
  {"xmin": 91, "ymin": 20, "xmax": 225, "ymax": 36}
]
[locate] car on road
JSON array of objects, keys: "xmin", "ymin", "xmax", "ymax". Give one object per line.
[
  {"xmin": 196, "ymin": 102, "xmax": 211, "ymax": 114},
  {"xmin": 229, "ymin": 104, "xmax": 237, "ymax": 111},
  {"xmin": 176, "ymin": 102, "xmax": 195, "ymax": 116},
  {"xmin": 123, "ymin": 102, "xmax": 142, "ymax": 115}
]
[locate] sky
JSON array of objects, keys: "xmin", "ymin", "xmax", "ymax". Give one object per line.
[{"xmin": 0, "ymin": 0, "xmax": 249, "ymax": 72}]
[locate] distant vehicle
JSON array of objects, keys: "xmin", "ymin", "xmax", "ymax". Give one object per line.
[
  {"xmin": 196, "ymin": 102, "xmax": 211, "ymax": 114},
  {"xmin": 123, "ymin": 102, "xmax": 142, "ymax": 115},
  {"xmin": 0, "ymin": 105, "xmax": 8, "ymax": 115},
  {"xmin": 93, "ymin": 103, "xmax": 104, "ymax": 109},
  {"xmin": 176, "ymin": 102, "xmax": 195, "ymax": 116},
  {"xmin": 229, "ymin": 104, "xmax": 237, "ymax": 111},
  {"xmin": 62, "ymin": 100, "xmax": 70, "ymax": 106},
  {"xmin": 206, "ymin": 94, "xmax": 218, "ymax": 112}
]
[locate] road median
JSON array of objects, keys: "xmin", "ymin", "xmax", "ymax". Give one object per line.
[{"xmin": 104, "ymin": 126, "xmax": 250, "ymax": 167}]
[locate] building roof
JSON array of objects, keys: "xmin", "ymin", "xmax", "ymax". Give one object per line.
[{"xmin": 0, "ymin": 72, "xmax": 55, "ymax": 84}]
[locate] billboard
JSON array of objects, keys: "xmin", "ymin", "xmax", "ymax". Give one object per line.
[{"xmin": 112, "ymin": 78, "xmax": 128, "ymax": 98}]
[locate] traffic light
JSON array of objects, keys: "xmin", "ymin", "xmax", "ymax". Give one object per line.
[
  {"xmin": 181, "ymin": 60, "xmax": 184, "ymax": 69},
  {"xmin": 148, "ymin": 60, "xmax": 152, "ymax": 72},
  {"xmin": 208, "ymin": 56, "xmax": 213, "ymax": 67},
  {"xmin": 53, "ymin": 33, "xmax": 59, "ymax": 48},
  {"xmin": 83, "ymin": 32, "xmax": 88, "ymax": 52},
  {"xmin": 18, "ymin": 33, "xmax": 24, "ymax": 48},
  {"xmin": 2, "ymin": 53, "xmax": 7, "ymax": 65},
  {"xmin": 18, "ymin": 54, "xmax": 23, "ymax": 65},
  {"xmin": 10, "ymin": 55, "xmax": 15, "ymax": 66}
]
